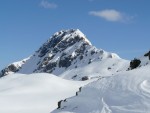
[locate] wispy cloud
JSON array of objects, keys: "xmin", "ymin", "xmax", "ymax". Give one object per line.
[
  {"xmin": 89, "ymin": 9, "xmax": 134, "ymax": 23},
  {"xmin": 40, "ymin": 0, "xmax": 57, "ymax": 9}
]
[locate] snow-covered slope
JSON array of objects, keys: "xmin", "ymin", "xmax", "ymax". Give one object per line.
[
  {"xmin": 129, "ymin": 51, "xmax": 150, "ymax": 70},
  {"xmin": 52, "ymin": 64, "xmax": 150, "ymax": 113},
  {"xmin": 60, "ymin": 58, "xmax": 128, "ymax": 80},
  {"xmin": 139, "ymin": 51, "xmax": 150, "ymax": 66},
  {"xmin": 0, "ymin": 73, "xmax": 92, "ymax": 113},
  {"xmin": 0, "ymin": 29, "xmax": 129, "ymax": 80},
  {"xmin": 0, "ymin": 57, "xmax": 29, "ymax": 77}
]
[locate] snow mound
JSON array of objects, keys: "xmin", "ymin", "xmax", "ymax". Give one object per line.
[
  {"xmin": 140, "ymin": 80, "xmax": 150, "ymax": 95},
  {"xmin": 0, "ymin": 73, "xmax": 91, "ymax": 113},
  {"xmin": 52, "ymin": 65, "xmax": 150, "ymax": 113}
]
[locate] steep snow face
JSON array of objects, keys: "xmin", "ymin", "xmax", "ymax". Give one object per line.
[
  {"xmin": 0, "ymin": 73, "xmax": 91, "ymax": 113},
  {"xmin": 52, "ymin": 65, "xmax": 150, "ymax": 113},
  {"xmin": 0, "ymin": 29, "xmax": 127, "ymax": 79}
]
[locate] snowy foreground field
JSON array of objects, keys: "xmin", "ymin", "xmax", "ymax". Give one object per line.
[
  {"xmin": 53, "ymin": 65, "xmax": 150, "ymax": 113},
  {"xmin": 0, "ymin": 65, "xmax": 150, "ymax": 113},
  {"xmin": 0, "ymin": 73, "xmax": 91, "ymax": 113}
]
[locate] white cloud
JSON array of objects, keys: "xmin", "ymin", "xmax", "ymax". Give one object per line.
[
  {"xmin": 40, "ymin": 0, "xmax": 57, "ymax": 9},
  {"xmin": 89, "ymin": 9, "xmax": 133, "ymax": 22}
]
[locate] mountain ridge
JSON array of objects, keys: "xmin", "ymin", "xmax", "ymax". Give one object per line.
[{"xmin": 0, "ymin": 29, "xmax": 127, "ymax": 79}]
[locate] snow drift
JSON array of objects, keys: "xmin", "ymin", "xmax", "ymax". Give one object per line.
[{"xmin": 0, "ymin": 73, "xmax": 91, "ymax": 113}]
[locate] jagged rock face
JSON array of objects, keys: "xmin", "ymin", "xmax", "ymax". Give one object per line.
[
  {"xmin": 32, "ymin": 29, "xmax": 94, "ymax": 74},
  {"xmin": 0, "ymin": 68, "xmax": 13, "ymax": 77},
  {"xmin": 0, "ymin": 29, "xmax": 120, "ymax": 77},
  {"xmin": 37, "ymin": 30, "xmax": 90, "ymax": 57}
]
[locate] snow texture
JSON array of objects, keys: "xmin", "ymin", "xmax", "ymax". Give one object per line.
[
  {"xmin": 52, "ymin": 64, "xmax": 150, "ymax": 113},
  {"xmin": 0, "ymin": 73, "xmax": 92, "ymax": 113}
]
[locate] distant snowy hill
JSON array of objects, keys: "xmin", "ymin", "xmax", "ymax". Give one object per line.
[
  {"xmin": 0, "ymin": 29, "xmax": 129, "ymax": 80},
  {"xmin": 52, "ymin": 61, "xmax": 150, "ymax": 113},
  {"xmin": 0, "ymin": 58, "xmax": 29, "ymax": 77}
]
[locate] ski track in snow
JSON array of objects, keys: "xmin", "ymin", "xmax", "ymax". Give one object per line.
[{"xmin": 52, "ymin": 65, "xmax": 150, "ymax": 113}]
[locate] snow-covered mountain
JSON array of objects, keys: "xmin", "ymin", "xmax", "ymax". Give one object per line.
[
  {"xmin": 52, "ymin": 52, "xmax": 150, "ymax": 113},
  {"xmin": 0, "ymin": 29, "xmax": 150, "ymax": 113},
  {"xmin": 0, "ymin": 29, "xmax": 129, "ymax": 80}
]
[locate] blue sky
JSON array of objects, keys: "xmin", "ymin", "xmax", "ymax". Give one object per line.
[{"xmin": 0, "ymin": 0, "xmax": 150, "ymax": 70}]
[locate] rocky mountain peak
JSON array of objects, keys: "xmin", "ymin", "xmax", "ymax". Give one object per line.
[
  {"xmin": 51, "ymin": 29, "xmax": 91, "ymax": 45},
  {"xmin": 0, "ymin": 29, "xmax": 122, "ymax": 78},
  {"xmin": 37, "ymin": 29, "xmax": 92, "ymax": 58}
]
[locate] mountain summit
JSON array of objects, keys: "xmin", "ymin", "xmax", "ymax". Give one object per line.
[{"xmin": 0, "ymin": 29, "xmax": 128, "ymax": 79}]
